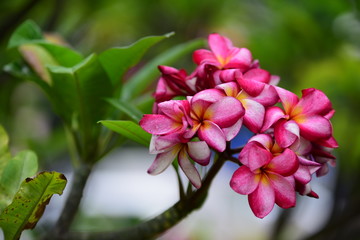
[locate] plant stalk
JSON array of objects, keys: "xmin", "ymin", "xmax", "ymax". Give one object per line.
[
  {"xmin": 64, "ymin": 154, "xmax": 226, "ymax": 240},
  {"xmin": 42, "ymin": 163, "xmax": 92, "ymax": 240}
]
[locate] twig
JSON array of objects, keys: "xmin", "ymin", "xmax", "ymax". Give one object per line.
[
  {"xmin": 42, "ymin": 163, "xmax": 93, "ymax": 240},
  {"xmin": 65, "ymin": 154, "xmax": 226, "ymax": 240}
]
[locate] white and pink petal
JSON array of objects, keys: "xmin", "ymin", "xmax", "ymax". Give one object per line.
[
  {"xmin": 147, "ymin": 145, "xmax": 181, "ymax": 175},
  {"xmin": 178, "ymin": 149, "xmax": 202, "ymax": 189},
  {"xmin": 241, "ymin": 98, "xmax": 265, "ymax": 133},
  {"xmin": 187, "ymin": 141, "xmax": 211, "ymax": 166}
]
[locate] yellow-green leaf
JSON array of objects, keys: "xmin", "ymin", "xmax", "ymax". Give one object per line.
[{"xmin": 0, "ymin": 171, "xmax": 67, "ymax": 240}]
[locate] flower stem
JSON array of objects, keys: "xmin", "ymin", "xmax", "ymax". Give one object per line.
[{"xmin": 65, "ymin": 154, "xmax": 226, "ymax": 240}]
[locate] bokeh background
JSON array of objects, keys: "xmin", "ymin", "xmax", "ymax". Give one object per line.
[{"xmin": 1, "ymin": 0, "xmax": 360, "ymax": 239}]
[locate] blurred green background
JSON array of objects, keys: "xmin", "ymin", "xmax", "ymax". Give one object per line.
[{"xmin": 0, "ymin": 0, "xmax": 359, "ymax": 239}]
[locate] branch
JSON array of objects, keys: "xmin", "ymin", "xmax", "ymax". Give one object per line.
[
  {"xmin": 65, "ymin": 154, "xmax": 226, "ymax": 240},
  {"xmin": 42, "ymin": 163, "xmax": 92, "ymax": 240}
]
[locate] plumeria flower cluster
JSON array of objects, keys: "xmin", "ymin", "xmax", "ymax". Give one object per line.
[{"xmin": 139, "ymin": 33, "xmax": 338, "ymax": 218}]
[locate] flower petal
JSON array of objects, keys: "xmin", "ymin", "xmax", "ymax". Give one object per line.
[
  {"xmin": 187, "ymin": 141, "xmax": 211, "ymax": 166},
  {"xmin": 191, "ymin": 88, "xmax": 225, "ymax": 104},
  {"xmin": 239, "ymin": 141, "xmax": 272, "ymax": 170},
  {"xmin": 268, "ymin": 173, "xmax": 296, "ymax": 209},
  {"xmin": 244, "ymin": 68, "xmax": 271, "ymax": 83},
  {"xmin": 295, "ymin": 115, "xmax": 332, "ymax": 141},
  {"xmin": 154, "ymin": 77, "xmax": 176, "ymax": 102},
  {"xmin": 248, "ymin": 175, "xmax": 275, "ymax": 218},
  {"xmin": 237, "ymin": 69, "xmax": 267, "ymax": 96},
  {"xmin": 248, "ymin": 134, "xmax": 273, "ymax": 150},
  {"xmin": 193, "ymin": 49, "xmax": 216, "ymax": 65},
  {"xmin": 316, "ymin": 164, "xmax": 329, "ymax": 177},
  {"xmin": 204, "ymin": 97, "xmax": 244, "ymax": 128},
  {"xmin": 208, "ymin": 33, "xmax": 233, "ymax": 62},
  {"xmin": 225, "ymin": 48, "xmax": 252, "ymax": 71},
  {"xmin": 298, "ymin": 156, "xmax": 321, "ymax": 174},
  {"xmin": 293, "ymin": 88, "xmax": 332, "ymax": 117},
  {"xmin": 215, "ymin": 69, "xmax": 239, "ymax": 83},
  {"xmin": 158, "ymin": 100, "xmax": 190, "ymax": 121},
  {"xmin": 147, "ymin": 145, "xmax": 181, "ymax": 175},
  {"xmin": 291, "ymin": 137, "xmax": 312, "ymax": 155},
  {"xmin": 316, "ymin": 136, "xmax": 339, "ymax": 148},
  {"xmin": 198, "ymin": 120, "xmax": 226, "ymax": 152},
  {"xmin": 261, "ymin": 106, "xmax": 285, "ymax": 132},
  {"xmin": 266, "ymin": 148, "xmax": 298, "ymax": 176},
  {"xmin": 140, "ymin": 114, "xmax": 182, "ymax": 135},
  {"xmin": 293, "ymin": 164, "xmax": 312, "ymax": 185},
  {"xmin": 275, "ymin": 87, "xmax": 299, "ymax": 114},
  {"xmin": 250, "ymin": 85, "xmax": 279, "ymax": 107},
  {"xmin": 274, "ymin": 119, "xmax": 300, "ymax": 148},
  {"xmin": 216, "ymin": 82, "xmax": 240, "ymax": 97},
  {"xmin": 178, "ymin": 148, "xmax": 202, "ymax": 189},
  {"xmin": 223, "ymin": 118, "xmax": 243, "ymax": 141},
  {"xmin": 230, "ymin": 166, "xmax": 260, "ymax": 195},
  {"xmin": 241, "ymin": 98, "xmax": 265, "ymax": 133},
  {"xmin": 150, "ymin": 134, "xmax": 180, "ymax": 153},
  {"xmin": 269, "ymin": 75, "xmax": 280, "ymax": 85}
]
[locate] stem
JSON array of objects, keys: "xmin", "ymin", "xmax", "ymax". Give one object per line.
[
  {"xmin": 173, "ymin": 165, "xmax": 185, "ymax": 200},
  {"xmin": 42, "ymin": 163, "xmax": 92, "ymax": 240},
  {"xmin": 65, "ymin": 154, "xmax": 226, "ymax": 240}
]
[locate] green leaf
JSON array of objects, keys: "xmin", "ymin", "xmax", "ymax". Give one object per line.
[
  {"xmin": 8, "ymin": 20, "xmax": 43, "ymax": 49},
  {"xmin": 48, "ymin": 54, "xmax": 113, "ymax": 128},
  {"xmin": 106, "ymin": 98, "xmax": 143, "ymax": 122},
  {"xmin": 0, "ymin": 171, "xmax": 67, "ymax": 240},
  {"xmin": 0, "ymin": 151, "xmax": 38, "ymax": 212},
  {"xmin": 0, "ymin": 126, "xmax": 9, "ymax": 157},
  {"xmin": 0, "ymin": 126, "xmax": 11, "ymax": 179},
  {"xmin": 99, "ymin": 120, "xmax": 151, "ymax": 146},
  {"xmin": 121, "ymin": 38, "xmax": 205, "ymax": 101},
  {"xmin": 37, "ymin": 42, "xmax": 84, "ymax": 67},
  {"xmin": 99, "ymin": 33, "xmax": 174, "ymax": 86},
  {"xmin": 16, "ymin": 42, "xmax": 83, "ymax": 83}
]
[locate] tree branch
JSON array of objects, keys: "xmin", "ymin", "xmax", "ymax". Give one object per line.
[
  {"xmin": 64, "ymin": 154, "xmax": 226, "ymax": 240},
  {"xmin": 42, "ymin": 163, "xmax": 92, "ymax": 240}
]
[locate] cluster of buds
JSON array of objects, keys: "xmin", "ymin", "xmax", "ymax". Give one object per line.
[{"xmin": 139, "ymin": 33, "xmax": 338, "ymax": 218}]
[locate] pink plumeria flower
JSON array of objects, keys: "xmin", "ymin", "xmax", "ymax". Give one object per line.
[
  {"xmin": 148, "ymin": 134, "xmax": 211, "ymax": 189},
  {"xmin": 154, "ymin": 66, "xmax": 197, "ymax": 102},
  {"xmin": 230, "ymin": 134, "xmax": 298, "ymax": 218},
  {"xmin": 140, "ymin": 100, "xmax": 191, "ymax": 136},
  {"xmin": 216, "ymin": 82, "xmax": 278, "ymax": 133},
  {"xmin": 185, "ymin": 89, "xmax": 245, "ymax": 152},
  {"xmin": 262, "ymin": 88, "xmax": 336, "ymax": 148},
  {"xmin": 192, "ymin": 33, "xmax": 253, "ymax": 90},
  {"xmin": 193, "ymin": 33, "xmax": 253, "ymax": 71}
]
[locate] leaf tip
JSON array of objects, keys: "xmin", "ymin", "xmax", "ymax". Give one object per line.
[{"xmin": 165, "ymin": 32, "xmax": 175, "ymax": 38}]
